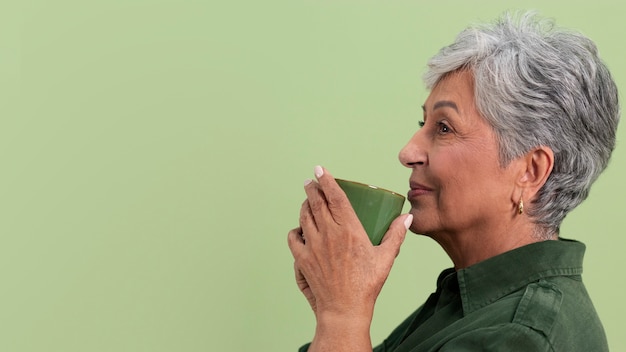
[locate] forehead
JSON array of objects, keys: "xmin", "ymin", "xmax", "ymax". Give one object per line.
[{"xmin": 424, "ymin": 70, "xmax": 476, "ymax": 111}]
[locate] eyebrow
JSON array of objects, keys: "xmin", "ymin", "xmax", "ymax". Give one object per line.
[{"xmin": 422, "ymin": 100, "xmax": 459, "ymax": 113}]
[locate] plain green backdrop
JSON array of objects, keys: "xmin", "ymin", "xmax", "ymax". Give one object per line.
[{"xmin": 4, "ymin": 0, "xmax": 625, "ymax": 351}]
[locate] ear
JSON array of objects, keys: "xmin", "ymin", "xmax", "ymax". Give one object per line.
[{"xmin": 515, "ymin": 146, "xmax": 554, "ymax": 202}]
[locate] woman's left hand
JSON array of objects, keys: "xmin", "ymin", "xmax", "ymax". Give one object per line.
[{"xmin": 287, "ymin": 166, "xmax": 412, "ymax": 350}]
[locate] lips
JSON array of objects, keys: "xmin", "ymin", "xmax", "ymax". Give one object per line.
[{"xmin": 408, "ymin": 181, "xmax": 433, "ymax": 199}]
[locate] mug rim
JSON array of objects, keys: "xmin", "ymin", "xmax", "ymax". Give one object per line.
[{"xmin": 335, "ymin": 178, "xmax": 405, "ymax": 200}]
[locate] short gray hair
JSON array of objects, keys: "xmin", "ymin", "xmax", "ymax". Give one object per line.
[{"xmin": 424, "ymin": 11, "xmax": 620, "ymax": 237}]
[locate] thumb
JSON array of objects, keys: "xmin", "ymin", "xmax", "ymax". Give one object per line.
[{"xmin": 378, "ymin": 214, "xmax": 412, "ymax": 258}]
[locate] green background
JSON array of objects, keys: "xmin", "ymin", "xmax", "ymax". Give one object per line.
[{"xmin": 5, "ymin": 0, "xmax": 625, "ymax": 351}]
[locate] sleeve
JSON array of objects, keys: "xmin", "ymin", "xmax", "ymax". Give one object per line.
[{"xmin": 439, "ymin": 323, "xmax": 553, "ymax": 352}]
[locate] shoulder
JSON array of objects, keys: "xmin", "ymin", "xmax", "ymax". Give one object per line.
[
  {"xmin": 530, "ymin": 277, "xmax": 609, "ymax": 351},
  {"xmin": 442, "ymin": 278, "xmax": 608, "ymax": 352},
  {"xmin": 439, "ymin": 323, "xmax": 551, "ymax": 351},
  {"xmin": 512, "ymin": 280, "xmax": 562, "ymax": 337}
]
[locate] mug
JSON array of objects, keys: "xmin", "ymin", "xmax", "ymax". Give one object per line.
[{"xmin": 335, "ymin": 179, "xmax": 406, "ymax": 245}]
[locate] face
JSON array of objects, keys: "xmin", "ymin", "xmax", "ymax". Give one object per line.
[{"xmin": 399, "ymin": 70, "xmax": 519, "ymax": 239}]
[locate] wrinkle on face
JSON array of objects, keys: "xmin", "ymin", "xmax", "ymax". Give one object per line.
[{"xmin": 405, "ymin": 70, "xmax": 514, "ymax": 239}]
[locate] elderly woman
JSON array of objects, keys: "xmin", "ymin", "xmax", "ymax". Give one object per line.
[{"xmin": 287, "ymin": 12, "xmax": 619, "ymax": 352}]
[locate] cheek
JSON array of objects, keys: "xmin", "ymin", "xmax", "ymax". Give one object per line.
[
  {"xmin": 431, "ymin": 148, "xmax": 476, "ymax": 188},
  {"xmin": 449, "ymin": 158, "xmax": 512, "ymax": 210},
  {"xmin": 433, "ymin": 149, "xmax": 498, "ymax": 204}
]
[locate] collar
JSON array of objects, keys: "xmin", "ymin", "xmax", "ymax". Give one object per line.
[{"xmin": 450, "ymin": 238, "xmax": 586, "ymax": 315}]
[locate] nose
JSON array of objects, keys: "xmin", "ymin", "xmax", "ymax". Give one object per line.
[{"xmin": 398, "ymin": 130, "xmax": 428, "ymax": 168}]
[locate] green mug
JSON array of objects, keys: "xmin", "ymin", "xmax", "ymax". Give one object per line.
[{"xmin": 336, "ymin": 179, "xmax": 406, "ymax": 245}]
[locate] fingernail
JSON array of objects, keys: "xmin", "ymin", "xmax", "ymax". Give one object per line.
[
  {"xmin": 314, "ymin": 165, "xmax": 324, "ymax": 178},
  {"xmin": 403, "ymin": 214, "xmax": 413, "ymax": 230},
  {"xmin": 304, "ymin": 179, "xmax": 313, "ymax": 186}
]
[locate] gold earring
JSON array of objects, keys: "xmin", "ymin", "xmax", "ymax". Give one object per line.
[{"xmin": 518, "ymin": 197, "xmax": 524, "ymax": 215}]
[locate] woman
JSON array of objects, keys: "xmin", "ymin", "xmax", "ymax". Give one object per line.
[{"xmin": 287, "ymin": 12, "xmax": 619, "ymax": 352}]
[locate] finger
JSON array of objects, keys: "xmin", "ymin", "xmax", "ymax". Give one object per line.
[
  {"xmin": 293, "ymin": 261, "xmax": 309, "ymax": 290},
  {"xmin": 303, "ymin": 178, "xmax": 333, "ymax": 231},
  {"xmin": 312, "ymin": 166, "xmax": 354, "ymax": 223},
  {"xmin": 299, "ymin": 199, "xmax": 319, "ymax": 238},
  {"xmin": 287, "ymin": 227, "xmax": 305, "ymax": 257},
  {"xmin": 293, "ymin": 262, "xmax": 317, "ymax": 312},
  {"xmin": 379, "ymin": 214, "xmax": 412, "ymax": 259}
]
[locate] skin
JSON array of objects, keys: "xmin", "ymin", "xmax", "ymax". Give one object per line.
[
  {"xmin": 287, "ymin": 69, "xmax": 555, "ymax": 351},
  {"xmin": 399, "ymin": 70, "xmax": 555, "ymax": 268}
]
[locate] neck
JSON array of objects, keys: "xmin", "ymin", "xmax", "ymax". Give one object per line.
[{"xmin": 430, "ymin": 219, "xmax": 556, "ymax": 270}]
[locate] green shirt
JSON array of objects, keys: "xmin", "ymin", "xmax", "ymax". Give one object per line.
[{"xmin": 299, "ymin": 239, "xmax": 608, "ymax": 351}]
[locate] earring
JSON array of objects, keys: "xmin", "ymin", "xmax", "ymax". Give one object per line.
[{"xmin": 518, "ymin": 197, "xmax": 524, "ymax": 215}]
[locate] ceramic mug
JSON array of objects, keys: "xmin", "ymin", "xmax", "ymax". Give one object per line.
[{"xmin": 335, "ymin": 179, "xmax": 406, "ymax": 245}]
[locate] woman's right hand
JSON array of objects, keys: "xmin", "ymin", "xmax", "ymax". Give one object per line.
[{"xmin": 290, "ymin": 244, "xmax": 317, "ymax": 313}]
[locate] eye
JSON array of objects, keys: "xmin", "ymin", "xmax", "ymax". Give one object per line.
[
  {"xmin": 418, "ymin": 120, "xmax": 425, "ymax": 128},
  {"xmin": 437, "ymin": 121, "xmax": 451, "ymax": 134}
]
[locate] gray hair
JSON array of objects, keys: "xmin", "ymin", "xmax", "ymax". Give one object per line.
[{"xmin": 424, "ymin": 11, "xmax": 620, "ymax": 237}]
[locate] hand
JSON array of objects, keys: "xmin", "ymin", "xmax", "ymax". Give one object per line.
[
  {"xmin": 292, "ymin": 249, "xmax": 317, "ymax": 313},
  {"xmin": 287, "ymin": 166, "xmax": 412, "ymax": 350}
]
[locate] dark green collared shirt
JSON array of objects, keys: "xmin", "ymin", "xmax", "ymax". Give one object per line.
[{"xmin": 299, "ymin": 239, "xmax": 608, "ymax": 351}]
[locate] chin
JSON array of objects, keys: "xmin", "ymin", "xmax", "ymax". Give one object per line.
[
  {"xmin": 408, "ymin": 223, "xmax": 431, "ymax": 236},
  {"xmin": 408, "ymin": 209, "xmax": 438, "ymax": 237},
  {"xmin": 410, "ymin": 228, "xmax": 433, "ymax": 237}
]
